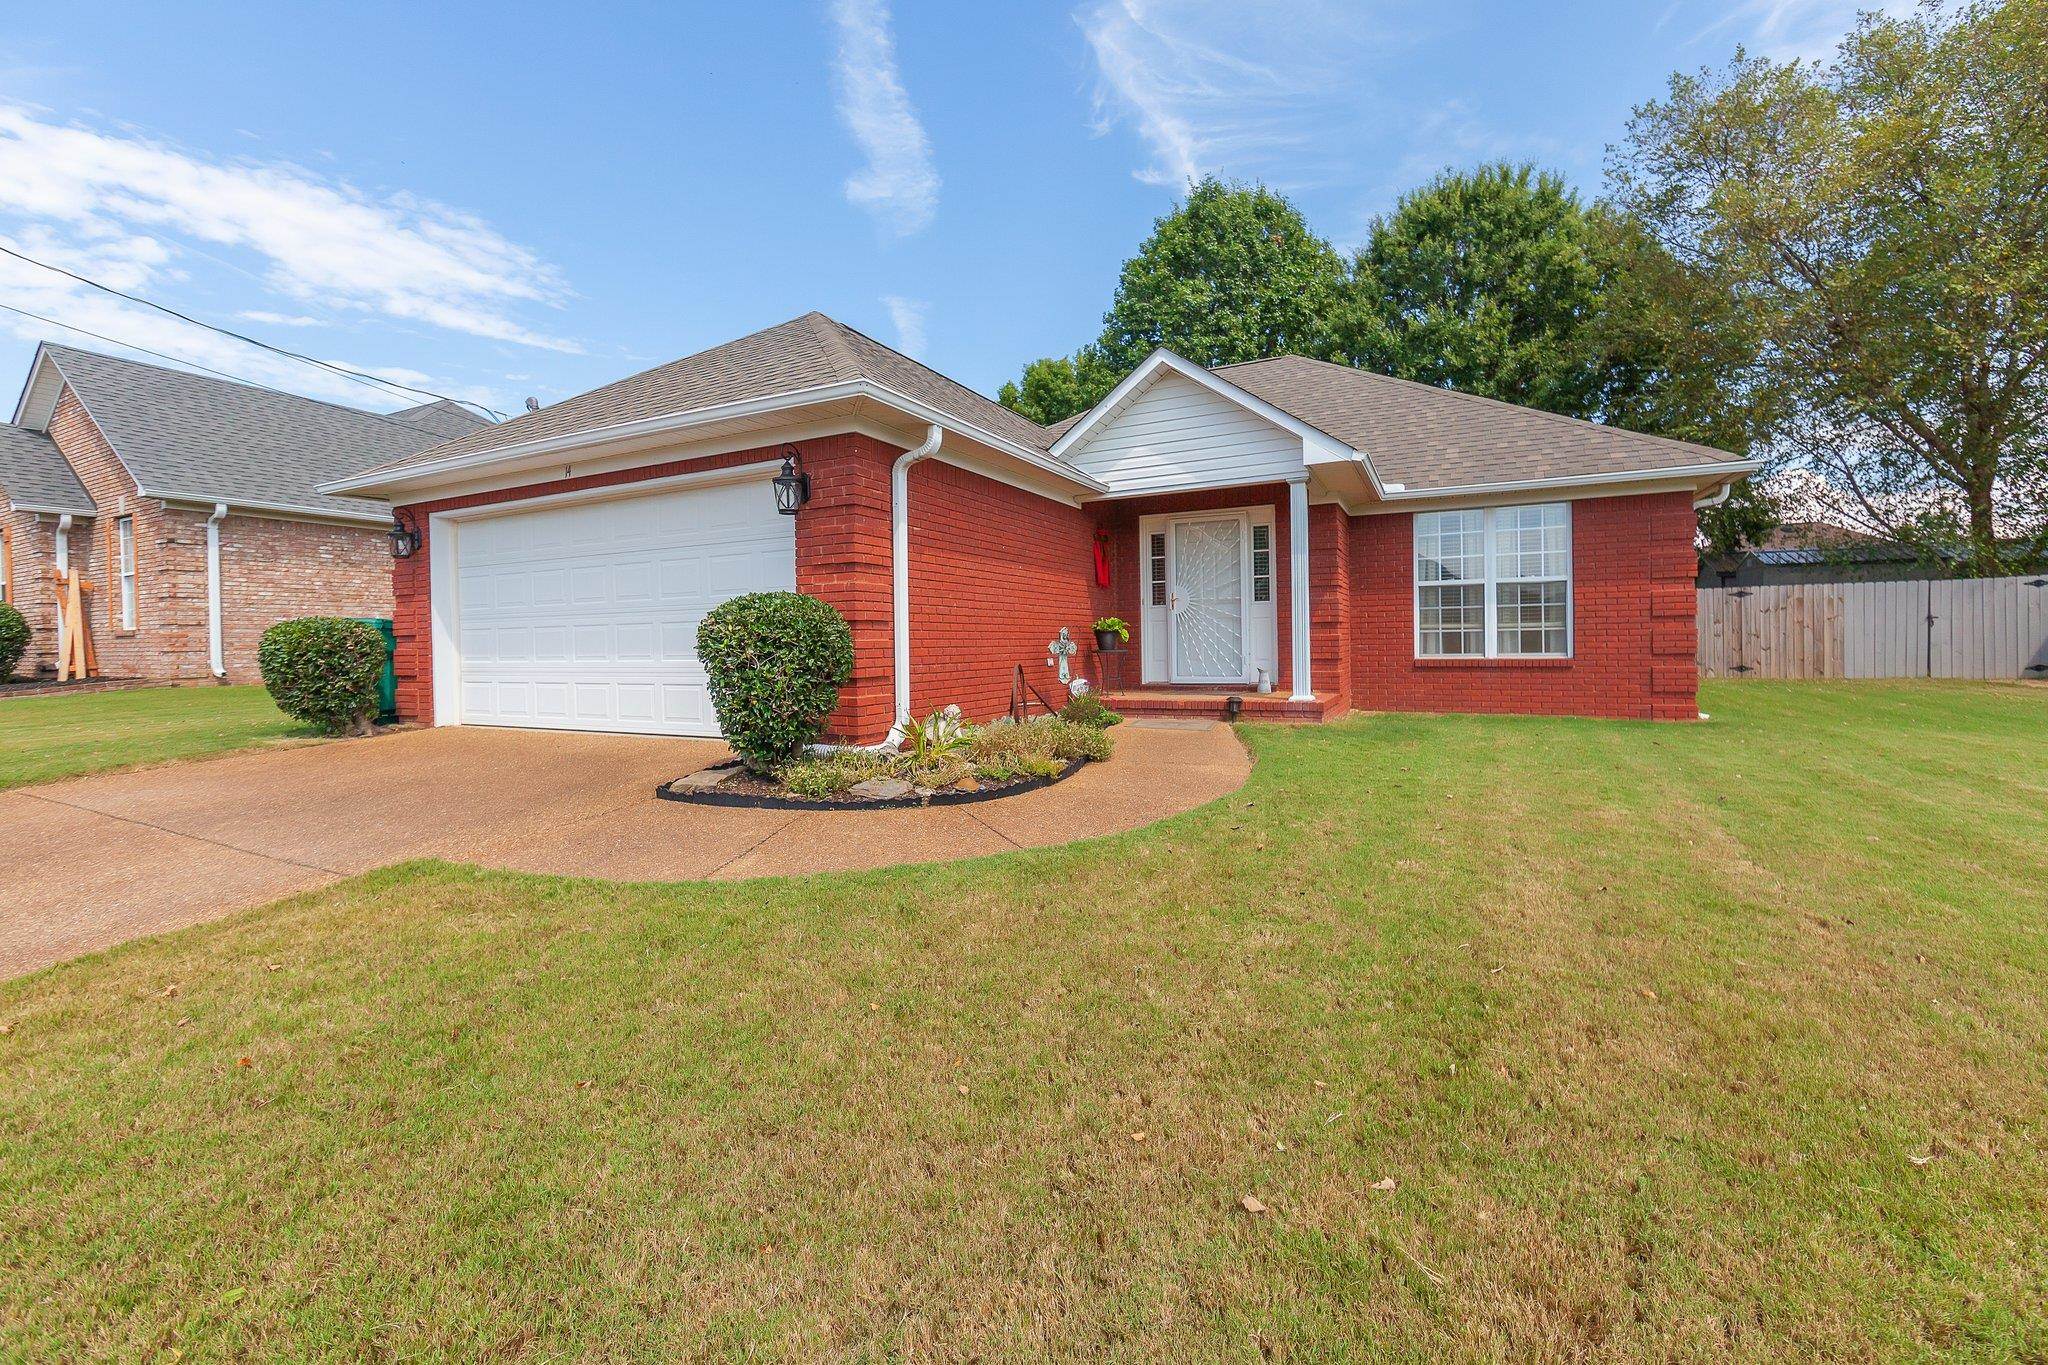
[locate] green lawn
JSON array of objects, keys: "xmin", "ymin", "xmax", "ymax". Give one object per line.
[
  {"xmin": 3, "ymin": 681, "xmax": 2045, "ymax": 1361},
  {"xmin": 0, "ymin": 684, "xmax": 316, "ymax": 789}
]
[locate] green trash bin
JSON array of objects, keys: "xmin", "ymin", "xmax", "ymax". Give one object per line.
[{"xmin": 355, "ymin": 617, "xmax": 398, "ymax": 722}]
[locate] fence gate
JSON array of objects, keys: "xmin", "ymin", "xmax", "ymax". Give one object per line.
[{"xmin": 1698, "ymin": 575, "xmax": 2048, "ymax": 680}]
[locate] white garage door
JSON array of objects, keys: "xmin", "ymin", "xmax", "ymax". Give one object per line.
[{"xmin": 452, "ymin": 475, "xmax": 796, "ymax": 736}]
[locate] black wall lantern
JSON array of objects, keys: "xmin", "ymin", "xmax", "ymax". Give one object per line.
[
  {"xmin": 772, "ymin": 445, "xmax": 811, "ymax": 516},
  {"xmin": 388, "ymin": 507, "xmax": 421, "ymax": 559}
]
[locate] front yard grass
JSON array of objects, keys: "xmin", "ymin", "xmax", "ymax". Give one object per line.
[
  {"xmin": 3, "ymin": 680, "xmax": 2045, "ymax": 1360},
  {"xmin": 0, "ymin": 684, "xmax": 316, "ymax": 790}
]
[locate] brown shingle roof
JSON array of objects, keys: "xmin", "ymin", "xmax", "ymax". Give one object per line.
[
  {"xmin": 360, "ymin": 313, "xmax": 1053, "ymax": 476},
  {"xmin": 1215, "ymin": 354, "xmax": 1747, "ymax": 492}
]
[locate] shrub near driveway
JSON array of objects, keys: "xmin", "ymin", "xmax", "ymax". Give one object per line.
[
  {"xmin": 697, "ymin": 591, "xmax": 854, "ymax": 773},
  {"xmin": 256, "ymin": 617, "xmax": 386, "ymax": 736},
  {"xmin": 0, "ymin": 602, "xmax": 28, "ymax": 679}
]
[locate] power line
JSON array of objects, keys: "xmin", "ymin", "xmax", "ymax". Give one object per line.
[
  {"xmin": 0, "ymin": 299, "xmax": 480, "ymax": 440},
  {"xmin": 0, "ymin": 241, "xmax": 507, "ymax": 420}
]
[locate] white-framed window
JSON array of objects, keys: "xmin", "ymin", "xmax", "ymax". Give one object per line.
[
  {"xmin": 1415, "ymin": 502, "xmax": 1571, "ymax": 658},
  {"xmin": 1148, "ymin": 532, "xmax": 1167, "ymax": 607},
  {"xmin": 1250, "ymin": 523, "xmax": 1272, "ymax": 603},
  {"xmin": 117, "ymin": 515, "xmax": 136, "ymax": 630}
]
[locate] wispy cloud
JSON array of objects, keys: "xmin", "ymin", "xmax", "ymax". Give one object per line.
[
  {"xmin": 0, "ymin": 226, "xmax": 509, "ymax": 411},
  {"xmin": 828, "ymin": 0, "xmax": 939, "ymax": 236},
  {"xmin": 1684, "ymin": 0, "xmax": 1929, "ymax": 62},
  {"xmin": 1077, "ymin": 0, "xmax": 1391, "ymax": 190},
  {"xmin": 880, "ymin": 294, "xmax": 927, "ymax": 357},
  {"xmin": 238, "ymin": 309, "xmax": 323, "ymax": 327},
  {"xmin": 0, "ymin": 104, "xmax": 579, "ymax": 354}
]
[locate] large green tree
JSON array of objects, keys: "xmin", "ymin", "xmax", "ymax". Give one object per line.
[
  {"xmin": 1000, "ymin": 179, "xmax": 1346, "ymax": 423},
  {"xmin": 1338, "ymin": 163, "xmax": 1778, "ymax": 552},
  {"xmin": 1608, "ymin": 0, "xmax": 2048, "ymax": 574},
  {"xmin": 1334, "ymin": 163, "xmax": 1612, "ymax": 417}
]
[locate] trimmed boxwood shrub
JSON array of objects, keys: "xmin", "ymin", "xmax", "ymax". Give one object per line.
[
  {"xmin": 0, "ymin": 602, "xmax": 27, "ymax": 680},
  {"xmin": 697, "ymin": 591, "xmax": 854, "ymax": 773},
  {"xmin": 257, "ymin": 617, "xmax": 386, "ymax": 735}
]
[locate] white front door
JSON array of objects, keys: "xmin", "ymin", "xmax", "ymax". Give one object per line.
[
  {"xmin": 1169, "ymin": 514, "xmax": 1250, "ymax": 683},
  {"xmin": 450, "ymin": 475, "xmax": 796, "ymax": 736}
]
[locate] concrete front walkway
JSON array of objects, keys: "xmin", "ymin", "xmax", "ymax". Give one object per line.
[{"xmin": 0, "ymin": 719, "xmax": 1248, "ymax": 980}]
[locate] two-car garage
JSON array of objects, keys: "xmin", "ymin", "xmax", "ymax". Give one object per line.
[{"xmin": 441, "ymin": 471, "xmax": 795, "ymax": 737}]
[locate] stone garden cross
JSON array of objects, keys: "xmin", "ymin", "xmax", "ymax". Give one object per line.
[{"xmin": 1046, "ymin": 627, "xmax": 1078, "ymax": 685}]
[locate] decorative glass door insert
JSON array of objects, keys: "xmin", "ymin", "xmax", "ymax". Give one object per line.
[{"xmin": 1170, "ymin": 516, "xmax": 1247, "ymax": 682}]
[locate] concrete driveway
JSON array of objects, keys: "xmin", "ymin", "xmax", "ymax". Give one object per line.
[{"xmin": 0, "ymin": 720, "xmax": 1248, "ymax": 980}]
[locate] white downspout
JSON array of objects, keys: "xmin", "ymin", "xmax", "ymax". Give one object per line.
[
  {"xmin": 206, "ymin": 502, "xmax": 228, "ymax": 679},
  {"xmin": 1694, "ymin": 481, "xmax": 1734, "ymax": 510},
  {"xmin": 891, "ymin": 423, "xmax": 944, "ymax": 741},
  {"xmin": 54, "ymin": 514, "xmax": 72, "ymax": 664}
]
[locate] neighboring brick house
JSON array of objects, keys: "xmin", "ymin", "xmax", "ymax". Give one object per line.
[
  {"xmin": 325, "ymin": 312, "xmax": 1757, "ymax": 742},
  {"xmin": 0, "ymin": 344, "xmax": 487, "ymax": 682}
]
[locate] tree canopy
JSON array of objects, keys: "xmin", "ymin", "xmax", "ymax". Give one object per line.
[
  {"xmin": 999, "ymin": 179, "xmax": 1345, "ymax": 424},
  {"xmin": 1333, "ymin": 164, "xmax": 1612, "ymax": 418},
  {"xmin": 1608, "ymin": 0, "xmax": 2048, "ymax": 573}
]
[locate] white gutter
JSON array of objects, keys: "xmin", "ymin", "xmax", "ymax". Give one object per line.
[
  {"xmin": 206, "ymin": 502, "xmax": 228, "ymax": 678},
  {"xmin": 1693, "ymin": 481, "xmax": 1735, "ymax": 510},
  {"xmin": 891, "ymin": 424, "xmax": 944, "ymax": 740},
  {"xmin": 150, "ymin": 490, "xmax": 390, "ymax": 526},
  {"xmin": 54, "ymin": 513, "xmax": 71, "ymax": 663}
]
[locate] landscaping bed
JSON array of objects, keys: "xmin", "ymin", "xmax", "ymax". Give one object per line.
[{"xmin": 661, "ymin": 709, "xmax": 1116, "ymax": 809}]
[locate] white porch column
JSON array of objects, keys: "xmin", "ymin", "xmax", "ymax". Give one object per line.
[{"xmin": 1288, "ymin": 476, "xmax": 1312, "ymax": 700}]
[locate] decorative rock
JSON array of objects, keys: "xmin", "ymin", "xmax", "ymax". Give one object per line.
[
  {"xmin": 670, "ymin": 765, "xmax": 739, "ymax": 791},
  {"xmin": 848, "ymin": 778, "xmax": 914, "ymax": 801},
  {"xmin": 951, "ymin": 776, "xmax": 981, "ymax": 792}
]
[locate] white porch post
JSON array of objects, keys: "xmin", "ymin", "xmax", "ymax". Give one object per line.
[{"xmin": 1288, "ymin": 475, "xmax": 1312, "ymax": 701}]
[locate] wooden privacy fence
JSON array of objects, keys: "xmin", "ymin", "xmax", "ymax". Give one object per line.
[{"xmin": 1698, "ymin": 575, "xmax": 2048, "ymax": 680}]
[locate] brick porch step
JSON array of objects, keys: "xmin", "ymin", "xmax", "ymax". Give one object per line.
[{"xmin": 1102, "ymin": 688, "xmax": 1339, "ymax": 724}]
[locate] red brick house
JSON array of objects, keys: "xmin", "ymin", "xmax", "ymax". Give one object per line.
[
  {"xmin": 0, "ymin": 344, "xmax": 485, "ymax": 682},
  {"xmin": 324, "ymin": 313, "xmax": 1754, "ymax": 742}
]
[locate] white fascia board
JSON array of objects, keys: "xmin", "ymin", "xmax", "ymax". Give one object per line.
[
  {"xmin": 150, "ymin": 489, "xmax": 390, "ymax": 525},
  {"xmin": 9, "ymin": 499, "xmax": 98, "ymax": 517},
  {"xmin": 1377, "ymin": 457, "xmax": 1763, "ymax": 503},
  {"xmin": 10, "ymin": 346, "xmax": 64, "ymax": 429},
  {"xmin": 320, "ymin": 379, "xmax": 1104, "ymax": 498}
]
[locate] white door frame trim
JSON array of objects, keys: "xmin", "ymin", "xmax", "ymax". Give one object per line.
[
  {"xmin": 1165, "ymin": 509, "xmax": 1255, "ymax": 685},
  {"xmin": 425, "ymin": 458, "xmax": 785, "ymax": 728},
  {"xmin": 1288, "ymin": 475, "xmax": 1313, "ymax": 701}
]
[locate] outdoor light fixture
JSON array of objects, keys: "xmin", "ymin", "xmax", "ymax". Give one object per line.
[
  {"xmin": 388, "ymin": 508, "xmax": 421, "ymax": 559},
  {"xmin": 772, "ymin": 446, "xmax": 811, "ymax": 515}
]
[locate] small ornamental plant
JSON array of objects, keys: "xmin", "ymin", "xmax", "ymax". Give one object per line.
[
  {"xmin": 697, "ymin": 591, "xmax": 854, "ymax": 773},
  {"xmin": 0, "ymin": 602, "xmax": 29, "ymax": 680},
  {"xmin": 256, "ymin": 617, "xmax": 386, "ymax": 735}
]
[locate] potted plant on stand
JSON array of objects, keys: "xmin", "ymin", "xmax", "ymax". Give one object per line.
[{"xmin": 1093, "ymin": 617, "xmax": 1129, "ymax": 653}]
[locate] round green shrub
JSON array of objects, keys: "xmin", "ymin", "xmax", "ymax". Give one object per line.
[
  {"xmin": 697, "ymin": 591, "xmax": 854, "ymax": 773},
  {"xmin": 0, "ymin": 602, "xmax": 28, "ymax": 680},
  {"xmin": 256, "ymin": 617, "xmax": 386, "ymax": 735}
]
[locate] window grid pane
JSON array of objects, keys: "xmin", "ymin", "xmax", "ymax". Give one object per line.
[
  {"xmin": 1250, "ymin": 525, "xmax": 1271, "ymax": 603},
  {"xmin": 1419, "ymin": 583, "xmax": 1485, "ymax": 656},
  {"xmin": 1417, "ymin": 504, "xmax": 1569, "ymax": 658},
  {"xmin": 1495, "ymin": 580, "xmax": 1566, "ymax": 656},
  {"xmin": 1416, "ymin": 509, "xmax": 1484, "ymax": 583},
  {"xmin": 117, "ymin": 517, "xmax": 136, "ymax": 630}
]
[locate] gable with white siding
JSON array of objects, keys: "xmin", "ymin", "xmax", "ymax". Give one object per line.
[{"xmin": 1061, "ymin": 370, "xmax": 1305, "ymax": 495}]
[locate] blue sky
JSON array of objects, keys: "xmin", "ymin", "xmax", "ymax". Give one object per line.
[{"xmin": 0, "ymin": 0, "xmax": 1886, "ymax": 421}]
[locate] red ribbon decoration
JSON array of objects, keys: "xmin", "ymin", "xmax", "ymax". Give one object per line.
[{"xmin": 1092, "ymin": 530, "xmax": 1111, "ymax": 589}]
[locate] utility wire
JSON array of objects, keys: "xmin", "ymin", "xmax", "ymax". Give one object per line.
[
  {"xmin": 0, "ymin": 298, "xmax": 481, "ymax": 439},
  {"xmin": 0, "ymin": 241, "xmax": 507, "ymax": 420}
]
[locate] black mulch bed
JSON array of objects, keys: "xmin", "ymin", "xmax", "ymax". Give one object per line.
[{"xmin": 657, "ymin": 757, "xmax": 1088, "ymax": 811}]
